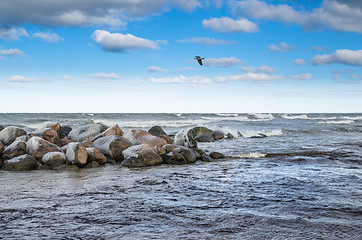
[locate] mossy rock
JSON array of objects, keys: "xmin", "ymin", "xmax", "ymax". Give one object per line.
[{"xmin": 187, "ymin": 126, "xmax": 213, "ymax": 138}]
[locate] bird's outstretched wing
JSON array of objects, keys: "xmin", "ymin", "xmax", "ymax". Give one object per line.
[{"xmin": 197, "ymin": 59, "xmax": 203, "ymax": 65}]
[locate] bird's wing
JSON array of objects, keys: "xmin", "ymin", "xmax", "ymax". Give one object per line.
[{"xmin": 197, "ymin": 59, "xmax": 203, "ymax": 65}]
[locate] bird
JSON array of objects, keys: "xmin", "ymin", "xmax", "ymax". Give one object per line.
[{"xmin": 194, "ymin": 56, "xmax": 204, "ymax": 66}]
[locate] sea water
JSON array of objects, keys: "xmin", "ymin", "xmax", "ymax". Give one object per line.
[{"xmin": 0, "ymin": 113, "xmax": 361, "ymax": 239}]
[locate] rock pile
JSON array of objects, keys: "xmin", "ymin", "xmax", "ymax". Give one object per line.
[{"xmin": 0, "ymin": 123, "xmax": 230, "ymax": 171}]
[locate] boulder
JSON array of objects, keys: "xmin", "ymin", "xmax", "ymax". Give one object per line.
[
  {"xmin": 29, "ymin": 128, "xmax": 60, "ymax": 145},
  {"xmin": 68, "ymin": 123, "xmax": 107, "ymax": 142},
  {"xmin": 162, "ymin": 144, "xmax": 199, "ymax": 164},
  {"xmin": 93, "ymin": 135, "xmax": 132, "ymax": 161},
  {"xmin": 37, "ymin": 122, "xmax": 62, "ymax": 136},
  {"xmin": 212, "ymin": 130, "xmax": 224, "ymax": 140},
  {"xmin": 0, "ymin": 141, "xmax": 4, "ymax": 155},
  {"xmin": 195, "ymin": 133, "xmax": 214, "ymax": 142},
  {"xmin": 121, "ymin": 144, "xmax": 163, "ymax": 168},
  {"xmin": 0, "ymin": 127, "xmax": 26, "ymax": 145},
  {"xmin": 66, "ymin": 142, "xmax": 88, "ymax": 166},
  {"xmin": 187, "ymin": 126, "xmax": 213, "ymax": 138},
  {"xmin": 26, "ymin": 136, "xmax": 63, "ymax": 160},
  {"xmin": 174, "ymin": 130, "xmax": 197, "ymax": 148},
  {"xmin": 60, "ymin": 125, "xmax": 72, "ymax": 138},
  {"xmin": 60, "ymin": 138, "xmax": 72, "ymax": 147},
  {"xmin": 250, "ymin": 133, "xmax": 267, "ymax": 138},
  {"xmin": 226, "ymin": 133, "xmax": 234, "ymax": 139},
  {"xmin": 1, "ymin": 140, "xmax": 27, "ymax": 161},
  {"xmin": 210, "ymin": 152, "xmax": 225, "ymax": 159},
  {"xmin": 91, "ymin": 124, "xmax": 124, "ymax": 142},
  {"xmin": 42, "ymin": 152, "xmax": 67, "ymax": 167},
  {"xmin": 15, "ymin": 135, "xmax": 31, "ymax": 142},
  {"xmin": 3, "ymin": 154, "xmax": 38, "ymax": 171},
  {"xmin": 148, "ymin": 126, "xmax": 173, "ymax": 144},
  {"xmin": 123, "ymin": 129, "xmax": 167, "ymax": 148},
  {"xmin": 86, "ymin": 148, "xmax": 107, "ymax": 165},
  {"xmin": 0, "ymin": 125, "xmax": 4, "ymax": 131}
]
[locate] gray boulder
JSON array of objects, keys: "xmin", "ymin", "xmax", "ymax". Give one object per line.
[
  {"xmin": 68, "ymin": 123, "xmax": 107, "ymax": 142},
  {"xmin": 162, "ymin": 144, "xmax": 199, "ymax": 165},
  {"xmin": 0, "ymin": 127, "xmax": 26, "ymax": 145},
  {"xmin": 195, "ymin": 133, "xmax": 214, "ymax": 142},
  {"xmin": 174, "ymin": 130, "xmax": 197, "ymax": 148},
  {"xmin": 93, "ymin": 135, "xmax": 132, "ymax": 161}
]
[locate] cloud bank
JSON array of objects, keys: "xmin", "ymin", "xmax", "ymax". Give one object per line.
[
  {"xmin": 311, "ymin": 49, "xmax": 362, "ymax": 66},
  {"xmin": 202, "ymin": 16, "xmax": 259, "ymax": 33}
]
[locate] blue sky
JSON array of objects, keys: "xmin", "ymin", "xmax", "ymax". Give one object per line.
[{"xmin": 0, "ymin": 0, "xmax": 361, "ymax": 113}]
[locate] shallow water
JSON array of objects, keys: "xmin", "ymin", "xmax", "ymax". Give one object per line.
[{"xmin": 0, "ymin": 113, "xmax": 361, "ymax": 239}]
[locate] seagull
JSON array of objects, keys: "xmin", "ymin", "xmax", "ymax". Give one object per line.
[{"xmin": 194, "ymin": 56, "xmax": 204, "ymax": 66}]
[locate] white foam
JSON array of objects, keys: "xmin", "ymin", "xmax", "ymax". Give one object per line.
[
  {"xmin": 238, "ymin": 129, "xmax": 283, "ymax": 138},
  {"xmin": 232, "ymin": 152, "xmax": 266, "ymax": 159},
  {"xmin": 249, "ymin": 113, "xmax": 275, "ymax": 120},
  {"xmin": 318, "ymin": 120, "xmax": 354, "ymax": 125},
  {"xmin": 342, "ymin": 116, "xmax": 362, "ymax": 120},
  {"xmin": 281, "ymin": 114, "xmax": 309, "ymax": 120},
  {"xmin": 215, "ymin": 113, "xmax": 239, "ymax": 117}
]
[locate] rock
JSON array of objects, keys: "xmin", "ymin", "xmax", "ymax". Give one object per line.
[
  {"xmin": 84, "ymin": 161, "xmax": 100, "ymax": 168},
  {"xmin": 0, "ymin": 125, "xmax": 4, "ymax": 131},
  {"xmin": 66, "ymin": 142, "xmax": 88, "ymax": 166},
  {"xmin": 201, "ymin": 155, "xmax": 212, "ymax": 162},
  {"xmin": 93, "ymin": 136, "xmax": 132, "ymax": 161},
  {"xmin": 121, "ymin": 144, "xmax": 163, "ymax": 168},
  {"xmin": 147, "ymin": 126, "xmax": 173, "ymax": 144},
  {"xmin": 60, "ymin": 138, "xmax": 72, "ymax": 147},
  {"xmin": 26, "ymin": 136, "xmax": 63, "ymax": 160},
  {"xmin": 226, "ymin": 133, "xmax": 234, "ymax": 139},
  {"xmin": 37, "ymin": 122, "xmax": 62, "ymax": 136},
  {"xmin": 210, "ymin": 152, "xmax": 225, "ymax": 159},
  {"xmin": 68, "ymin": 123, "xmax": 107, "ymax": 142},
  {"xmin": 86, "ymin": 148, "xmax": 107, "ymax": 165},
  {"xmin": 15, "ymin": 135, "xmax": 31, "ymax": 142},
  {"xmin": 80, "ymin": 141, "xmax": 93, "ymax": 148},
  {"xmin": 29, "ymin": 128, "xmax": 60, "ymax": 145},
  {"xmin": 42, "ymin": 152, "xmax": 66, "ymax": 167},
  {"xmin": 1, "ymin": 140, "xmax": 27, "ymax": 161},
  {"xmin": 250, "ymin": 133, "xmax": 267, "ymax": 138},
  {"xmin": 0, "ymin": 141, "xmax": 4, "ymax": 155},
  {"xmin": 212, "ymin": 130, "xmax": 224, "ymax": 140},
  {"xmin": 237, "ymin": 131, "xmax": 243, "ymax": 137},
  {"xmin": 123, "ymin": 129, "xmax": 167, "ymax": 148},
  {"xmin": 174, "ymin": 130, "xmax": 197, "ymax": 148},
  {"xmin": 162, "ymin": 144, "xmax": 199, "ymax": 164},
  {"xmin": 3, "ymin": 154, "xmax": 38, "ymax": 171},
  {"xmin": 187, "ymin": 126, "xmax": 213, "ymax": 138},
  {"xmin": 91, "ymin": 124, "xmax": 124, "ymax": 142},
  {"xmin": 0, "ymin": 127, "xmax": 26, "ymax": 145},
  {"xmin": 60, "ymin": 125, "xmax": 72, "ymax": 138},
  {"xmin": 195, "ymin": 133, "xmax": 214, "ymax": 142}
]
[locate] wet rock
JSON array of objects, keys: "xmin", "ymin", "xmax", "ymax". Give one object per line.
[
  {"xmin": 210, "ymin": 152, "xmax": 225, "ymax": 159},
  {"xmin": 60, "ymin": 138, "xmax": 72, "ymax": 147},
  {"xmin": 15, "ymin": 135, "xmax": 31, "ymax": 142},
  {"xmin": 26, "ymin": 136, "xmax": 63, "ymax": 160},
  {"xmin": 66, "ymin": 142, "xmax": 88, "ymax": 167},
  {"xmin": 37, "ymin": 122, "xmax": 62, "ymax": 136},
  {"xmin": 0, "ymin": 127, "xmax": 26, "ymax": 145},
  {"xmin": 237, "ymin": 131, "xmax": 243, "ymax": 137},
  {"xmin": 3, "ymin": 154, "xmax": 38, "ymax": 171},
  {"xmin": 174, "ymin": 130, "xmax": 197, "ymax": 148},
  {"xmin": 123, "ymin": 129, "xmax": 167, "ymax": 148},
  {"xmin": 29, "ymin": 128, "xmax": 60, "ymax": 145},
  {"xmin": 84, "ymin": 161, "xmax": 100, "ymax": 168},
  {"xmin": 0, "ymin": 141, "xmax": 4, "ymax": 155},
  {"xmin": 162, "ymin": 144, "xmax": 199, "ymax": 164},
  {"xmin": 42, "ymin": 152, "xmax": 66, "ymax": 167},
  {"xmin": 251, "ymin": 133, "xmax": 267, "ymax": 138},
  {"xmin": 201, "ymin": 155, "xmax": 212, "ymax": 162},
  {"xmin": 212, "ymin": 130, "xmax": 224, "ymax": 140},
  {"xmin": 68, "ymin": 123, "xmax": 107, "ymax": 142},
  {"xmin": 0, "ymin": 125, "xmax": 4, "ymax": 131},
  {"xmin": 188, "ymin": 126, "xmax": 213, "ymax": 138},
  {"xmin": 91, "ymin": 124, "xmax": 124, "ymax": 142},
  {"xmin": 1, "ymin": 140, "xmax": 27, "ymax": 161},
  {"xmin": 121, "ymin": 144, "xmax": 163, "ymax": 168},
  {"xmin": 195, "ymin": 133, "xmax": 215, "ymax": 142},
  {"xmin": 148, "ymin": 126, "xmax": 173, "ymax": 144},
  {"xmin": 80, "ymin": 141, "xmax": 93, "ymax": 148},
  {"xmin": 226, "ymin": 133, "xmax": 235, "ymax": 139},
  {"xmin": 86, "ymin": 148, "xmax": 107, "ymax": 165},
  {"xmin": 93, "ymin": 135, "xmax": 132, "ymax": 162},
  {"xmin": 60, "ymin": 125, "xmax": 72, "ymax": 138}
]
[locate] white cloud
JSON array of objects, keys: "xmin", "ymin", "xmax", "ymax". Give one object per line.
[
  {"xmin": 173, "ymin": 0, "xmax": 201, "ymax": 12},
  {"xmin": 61, "ymin": 75, "xmax": 73, "ymax": 80},
  {"xmin": 0, "ymin": 48, "xmax": 25, "ymax": 56},
  {"xmin": 294, "ymin": 59, "xmax": 306, "ymax": 65},
  {"xmin": 350, "ymin": 73, "xmax": 362, "ymax": 80},
  {"xmin": 150, "ymin": 75, "xmax": 211, "ymax": 84},
  {"xmin": 204, "ymin": 57, "xmax": 242, "ymax": 67},
  {"xmin": 311, "ymin": 49, "xmax": 362, "ymax": 66},
  {"xmin": 8, "ymin": 75, "xmax": 34, "ymax": 82},
  {"xmin": 92, "ymin": 30, "xmax": 159, "ymax": 53},
  {"xmin": 215, "ymin": 73, "xmax": 284, "ymax": 83},
  {"xmin": 312, "ymin": 45, "xmax": 328, "ymax": 52},
  {"xmin": 0, "ymin": 27, "xmax": 29, "ymax": 40},
  {"xmin": 178, "ymin": 37, "xmax": 237, "ymax": 46},
  {"xmin": 147, "ymin": 66, "xmax": 169, "ymax": 72},
  {"xmin": 268, "ymin": 42, "xmax": 294, "ymax": 52},
  {"xmin": 202, "ymin": 16, "xmax": 259, "ymax": 33},
  {"xmin": 83, "ymin": 72, "xmax": 122, "ymax": 80},
  {"xmin": 230, "ymin": 0, "xmax": 362, "ymax": 33},
  {"xmin": 241, "ymin": 65, "xmax": 275, "ymax": 74},
  {"xmin": 33, "ymin": 32, "xmax": 64, "ymax": 43},
  {"xmin": 289, "ymin": 73, "xmax": 313, "ymax": 80}
]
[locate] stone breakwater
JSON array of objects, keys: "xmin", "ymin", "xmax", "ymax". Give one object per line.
[{"xmin": 0, "ymin": 123, "xmax": 231, "ymax": 171}]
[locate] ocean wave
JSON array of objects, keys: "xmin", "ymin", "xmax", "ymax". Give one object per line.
[
  {"xmin": 215, "ymin": 113, "xmax": 239, "ymax": 117},
  {"xmin": 248, "ymin": 113, "xmax": 275, "ymax": 120},
  {"xmin": 92, "ymin": 119, "xmax": 211, "ymax": 128},
  {"xmin": 342, "ymin": 116, "xmax": 362, "ymax": 120},
  {"xmin": 281, "ymin": 114, "xmax": 310, "ymax": 120},
  {"xmin": 238, "ymin": 129, "xmax": 283, "ymax": 138},
  {"xmin": 318, "ymin": 120, "xmax": 354, "ymax": 125},
  {"xmin": 230, "ymin": 152, "xmax": 267, "ymax": 159}
]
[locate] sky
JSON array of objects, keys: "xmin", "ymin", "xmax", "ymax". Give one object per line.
[{"xmin": 0, "ymin": 0, "xmax": 361, "ymax": 113}]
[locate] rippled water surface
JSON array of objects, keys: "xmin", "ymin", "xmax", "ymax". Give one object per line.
[{"xmin": 0, "ymin": 113, "xmax": 361, "ymax": 239}]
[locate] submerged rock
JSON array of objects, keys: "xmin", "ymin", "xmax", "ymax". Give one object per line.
[
  {"xmin": 121, "ymin": 144, "xmax": 163, "ymax": 168},
  {"xmin": 0, "ymin": 127, "xmax": 26, "ymax": 145},
  {"xmin": 42, "ymin": 152, "xmax": 67, "ymax": 167},
  {"xmin": 1, "ymin": 140, "xmax": 27, "ymax": 161},
  {"xmin": 123, "ymin": 129, "xmax": 167, "ymax": 148},
  {"xmin": 68, "ymin": 124, "xmax": 107, "ymax": 142},
  {"xmin": 162, "ymin": 144, "xmax": 199, "ymax": 165},
  {"xmin": 93, "ymin": 135, "xmax": 132, "ymax": 161},
  {"xmin": 26, "ymin": 136, "xmax": 63, "ymax": 160},
  {"xmin": 66, "ymin": 142, "xmax": 88, "ymax": 166},
  {"xmin": 210, "ymin": 152, "xmax": 225, "ymax": 159},
  {"xmin": 86, "ymin": 147, "xmax": 107, "ymax": 165},
  {"xmin": 174, "ymin": 130, "xmax": 197, "ymax": 148},
  {"xmin": 3, "ymin": 154, "xmax": 38, "ymax": 171},
  {"xmin": 212, "ymin": 130, "xmax": 224, "ymax": 140}
]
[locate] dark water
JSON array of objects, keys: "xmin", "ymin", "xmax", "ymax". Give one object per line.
[{"xmin": 0, "ymin": 113, "xmax": 361, "ymax": 239}]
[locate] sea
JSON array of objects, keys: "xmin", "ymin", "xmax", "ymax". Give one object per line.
[{"xmin": 0, "ymin": 113, "xmax": 361, "ymax": 239}]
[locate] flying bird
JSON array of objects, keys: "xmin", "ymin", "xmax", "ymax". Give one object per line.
[{"xmin": 194, "ymin": 56, "xmax": 204, "ymax": 66}]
